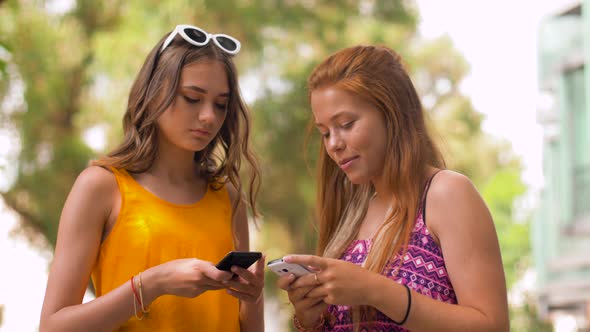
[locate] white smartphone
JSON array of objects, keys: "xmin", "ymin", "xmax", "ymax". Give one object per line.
[{"xmin": 267, "ymin": 258, "xmax": 313, "ymax": 277}]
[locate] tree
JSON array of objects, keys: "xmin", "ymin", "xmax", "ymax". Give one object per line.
[
  {"xmin": 0, "ymin": 1, "xmax": 123, "ymax": 245},
  {"xmin": 0, "ymin": 0, "xmax": 415, "ymax": 246}
]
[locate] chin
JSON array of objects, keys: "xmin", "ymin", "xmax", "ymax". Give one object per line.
[
  {"xmin": 184, "ymin": 139, "xmax": 212, "ymax": 152},
  {"xmin": 344, "ymin": 173, "xmax": 371, "ymax": 185},
  {"xmin": 177, "ymin": 143, "xmax": 206, "ymax": 154}
]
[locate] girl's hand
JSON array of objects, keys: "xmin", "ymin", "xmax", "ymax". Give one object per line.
[
  {"xmin": 285, "ymin": 255, "xmax": 377, "ymax": 306},
  {"xmin": 223, "ymin": 255, "xmax": 266, "ymax": 303},
  {"xmin": 144, "ymin": 258, "xmax": 234, "ymax": 299},
  {"xmin": 277, "ymin": 269, "xmax": 327, "ymax": 329}
]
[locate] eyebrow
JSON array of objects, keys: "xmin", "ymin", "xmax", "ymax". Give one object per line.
[
  {"xmin": 314, "ymin": 111, "xmax": 355, "ymax": 127},
  {"xmin": 182, "ymin": 85, "xmax": 230, "ymax": 97}
]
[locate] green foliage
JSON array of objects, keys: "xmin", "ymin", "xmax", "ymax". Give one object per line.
[
  {"xmin": 481, "ymin": 169, "xmax": 528, "ymax": 289},
  {"xmin": 510, "ymin": 294, "xmax": 554, "ymax": 332}
]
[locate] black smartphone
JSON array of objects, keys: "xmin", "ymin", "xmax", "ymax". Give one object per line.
[{"xmin": 215, "ymin": 251, "xmax": 262, "ymax": 271}]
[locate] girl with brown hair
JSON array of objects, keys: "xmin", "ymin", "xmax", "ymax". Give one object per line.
[
  {"xmin": 40, "ymin": 25, "xmax": 264, "ymax": 331},
  {"xmin": 278, "ymin": 45, "xmax": 509, "ymax": 332}
]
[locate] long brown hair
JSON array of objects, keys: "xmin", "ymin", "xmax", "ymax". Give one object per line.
[
  {"xmin": 308, "ymin": 45, "xmax": 445, "ymax": 327},
  {"xmin": 92, "ymin": 30, "xmax": 260, "ymax": 216}
]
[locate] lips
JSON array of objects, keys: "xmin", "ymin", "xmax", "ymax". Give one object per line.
[
  {"xmin": 338, "ymin": 156, "xmax": 359, "ymax": 170},
  {"xmin": 190, "ymin": 128, "xmax": 211, "ymax": 137},
  {"xmin": 339, "ymin": 156, "xmax": 358, "ymax": 166}
]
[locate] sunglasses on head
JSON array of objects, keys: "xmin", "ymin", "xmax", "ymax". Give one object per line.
[{"xmin": 160, "ymin": 25, "xmax": 241, "ymax": 55}]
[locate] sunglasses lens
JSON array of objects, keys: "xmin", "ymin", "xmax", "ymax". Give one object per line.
[
  {"xmin": 184, "ymin": 28, "xmax": 207, "ymax": 43},
  {"xmin": 216, "ymin": 36, "xmax": 238, "ymax": 52}
]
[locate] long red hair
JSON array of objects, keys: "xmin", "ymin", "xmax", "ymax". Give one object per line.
[{"xmin": 308, "ymin": 45, "xmax": 445, "ymax": 328}]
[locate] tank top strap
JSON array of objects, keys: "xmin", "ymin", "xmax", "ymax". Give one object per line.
[
  {"xmin": 420, "ymin": 170, "xmax": 442, "ymax": 224},
  {"xmin": 108, "ymin": 166, "xmax": 133, "ymax": 198}
]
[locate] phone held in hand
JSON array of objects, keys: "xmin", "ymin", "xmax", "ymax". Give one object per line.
[
  {"xmin": 267, "ymin": 258, "xmax": 312, "ymax": 277},
  {"xmin": 215, "ymin": 251, "xmax": 262, "ymax": 271}
]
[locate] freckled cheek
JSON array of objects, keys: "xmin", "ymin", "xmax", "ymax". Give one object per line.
[
  {"xmin": 357, "ymin": 131, "xmax": 385, "ymax": 168},
  {"xmin": 371, "ymin": 142, "xmax": 388, "ymax": 173},
  {"xmin": 353, "ymin": 129, "xmax": 373, "ymax": 153}
]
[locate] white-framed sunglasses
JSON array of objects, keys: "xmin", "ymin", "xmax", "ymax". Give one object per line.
[{"xmin": 160, "ymin": 24, "xmax": 241, "ymax": 55}]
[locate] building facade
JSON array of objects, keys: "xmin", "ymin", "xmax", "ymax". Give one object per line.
[{"xmin": 535, "ymin": 0, "xmax": 590, "ymax": 329}]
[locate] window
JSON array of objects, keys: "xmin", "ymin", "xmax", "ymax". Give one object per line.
[{"xmin": 564, "ymin": 66, "xmax": 589, "ymax": 217}]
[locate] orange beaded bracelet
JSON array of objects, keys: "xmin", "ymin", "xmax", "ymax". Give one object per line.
[
  {"xmin": 293, "ymin": 314, "xmax": 325, "ymax": 332},
  {"xmin": 130, "ymin": 276, "xmax": 144, "ymax": 320}
]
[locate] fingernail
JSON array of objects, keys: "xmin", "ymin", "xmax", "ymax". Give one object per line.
[{"xmin": 288, "ymin": 274, "xmax": 295, "ymax": 280}]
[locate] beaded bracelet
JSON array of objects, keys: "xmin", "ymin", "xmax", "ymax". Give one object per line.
[
  {"xmin": 130, "ymin": 276, "xmax": 144, "ymax": 320},
  {"xmin": 137, "ymin": 272, "xmax": 150, "ymax": 314},
  {"xmin": 293, "ymin": 314, "xmax": 324, "ymax": 332}
]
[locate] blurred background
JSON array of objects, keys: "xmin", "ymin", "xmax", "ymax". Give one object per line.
[{"xmin": 0, "ymin": 0, "xmax": 588, "ymax": 331}]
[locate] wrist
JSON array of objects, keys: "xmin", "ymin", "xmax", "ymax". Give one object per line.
[
  {"xmin": 366, "ymin": 274, "xmax": 412, "ymax": 326},
  {"xmin": 294, "ymin": 311, "xmax": 317, "ymax": 326},
  {"xmin": 141, "ymin": 267, "xmax": 164, "ymax": 303},
  {"xmin": 365, "ymin": 272, "xmax": 387, "ymax": 308},
  {"xmin": 293, "ymin": 312, "xmax": 324, "ymax": 332}
]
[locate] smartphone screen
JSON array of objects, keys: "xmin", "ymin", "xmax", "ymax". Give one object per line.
[{"xmin": 215, "ymin": 251, "xmax": 262, "ymax": 271}]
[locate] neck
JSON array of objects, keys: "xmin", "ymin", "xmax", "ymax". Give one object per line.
[
  {"xmin": 372, "ymin": 177, "xmax": 394, "ymax": 206},
  {"xmin": 149, "ymin": 139, "xmax": 202, "ymax": 183}
]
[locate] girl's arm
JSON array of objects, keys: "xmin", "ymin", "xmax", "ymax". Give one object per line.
[
  {"xmin": 367, "ymin": 171, "xmax": 509, "ymax": 331},
  {"xmin": 288, "ymin": 171, "xmax": 509, "ymax": 332},
  {"xmin": 40, "ymin": 167, "xmax": 233, "ymax": 332},
  {"xmin": 40, "ymin": 166, "xmax": 149, "ymax": 331}
]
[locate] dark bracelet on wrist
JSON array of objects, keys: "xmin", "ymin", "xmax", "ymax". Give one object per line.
[{"xmin": 393, "ymin": 283, "xmax": 412, "ymax": 326}]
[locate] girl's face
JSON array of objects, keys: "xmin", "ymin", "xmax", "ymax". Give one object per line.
[
  {"xmin": 311, "ymin": 86, "xmax": 388, "ymax": 185},
  {"xmin": 157, "ymin": 59, "xmax": 229, "ymax": 153}
]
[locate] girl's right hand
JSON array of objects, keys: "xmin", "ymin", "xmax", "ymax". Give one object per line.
[
  {"xmin": 145, "ymin": 258, "xmax": 234, "ymax": 299},
  {"xmin": 278, "ymin": 273, "xmax": 327, "ymax": 329}
]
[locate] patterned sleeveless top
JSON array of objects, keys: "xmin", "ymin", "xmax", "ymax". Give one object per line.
[{"xmin": 324, "ymin": 172, "xmax": 457, "ymax": 332}]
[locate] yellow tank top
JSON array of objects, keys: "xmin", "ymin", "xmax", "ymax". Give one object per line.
[{"xmin": 91, "ymin": 168, "xmax": 239, "ymax": 331}]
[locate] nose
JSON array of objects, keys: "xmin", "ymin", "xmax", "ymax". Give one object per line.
[
  {"xmin": 198, "ymin": 102, "xmax": 216, "ymax": 125},
  {"xmin": 326, "ymin": 131, "xmax": 345, "ymax": 153}
]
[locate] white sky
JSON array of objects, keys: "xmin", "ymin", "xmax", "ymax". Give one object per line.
[
  {"xmin": 416, "ymin": 0, "xmax": 578, "ymax": 191},
  {"xmin": 0, "ymin": 1, "xmax": 582, "ymax": 331}
]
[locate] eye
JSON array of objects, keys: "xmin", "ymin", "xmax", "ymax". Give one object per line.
[
  {"xmin": 341, "ymin": 121, "xmax": 355, "ymax": 129},
  {"xmin": 215, "ymin": 103, "xmax": 228, "ymax": 111},
  {"xmin": 321, "ymin": 131, "xmax": 330, "ymax": 138},
  {"xmin": 183, "ymin": 96, "xmax": 200, "ymax": 104}
]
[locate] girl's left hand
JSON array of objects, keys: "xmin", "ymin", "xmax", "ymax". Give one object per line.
[
  {"xmin": 223, "ymin": 255, "xmax": 266, "ymax": 303},
  {"xmin": 285, "ymin": 254, "xmax": 377, "ymax": 307}
]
